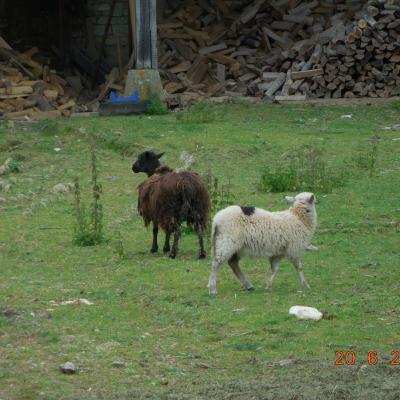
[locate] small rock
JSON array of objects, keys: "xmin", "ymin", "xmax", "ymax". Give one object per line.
[
  {"xmin": 60, "ymin": 362, "xmax": 76, "ymax": 374},
  {"xmin": 0, "ymin": 197, "xmax": 6, "ymax": 203},
  {"xmin": 79, "ymin": 298, "xmax": 94, "ymax": 305},
  {"xmin": 306, "ymin": 244, "xmax": 319, "ymax": 251},
  {"xmin": 0, "ymin": 158, "xmax": 12, "ymax": 175},
  {"xmin": 52, "ymin": 183, "xmax": 73, "ymax": 194},
  {"xmin": 359, "ymin": 261, "xmax": 379, "ymax": 268},
  {"xmin": 54, "ymin": 148, "xmax": 61, "ymax": 152},
  {"xmin": 112, "ymin": 360, "xmax": 127, "ymax": 368},
  {"xmin": 289, "ymin": 306, "xmax": 323, "ymax": 321},
  {"xmin": 0, "ymin": 179, "xmax": 11, "ymax": 192}
]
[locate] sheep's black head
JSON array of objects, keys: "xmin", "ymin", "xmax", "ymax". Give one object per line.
[{"xmin": 132, "ymin": 151, "xmax": 165, "ymax": 177}]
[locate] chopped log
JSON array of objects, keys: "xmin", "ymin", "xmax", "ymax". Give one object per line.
[
  {"xmin": 29, "ymin": 110, "xmax": 62, "ymax": 120},
  {"xmin": 0, "ymin": 86, "xmax": 33, "ymax": 95},
  {"xmin": 165, "ymin": 82, "xmax": 185, "ymax": 94},
  {"xmin": 169, "ymin": 61, "xmax": 191, "ymax": 73},
  {"xmin": 291, "ymin": 68, "xmax": 324, "ymax": 80},
  {"xmin": 198, "ymin": 43, "xmax": 227, "ymax": 55},
  {"xmin": 44, "ymin": 89, "xmax": 59, "ymax": 101},
  {"xmin": 234, "ymin": 0, "xmax": 266, "ymax": 26},
  {"xmin": 264, "ymin": 73, "xmax": 286, "ymax": 98},
  {"xmin": 216, "ymin": 64, "xmax": 226, "ymax": 82}
]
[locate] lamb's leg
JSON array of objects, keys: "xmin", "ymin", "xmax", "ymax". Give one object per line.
[
  {"xmin": 266, "ymin": 256, "xmax": 282, "ymax": 289},
  {"xmin": 195, "ymin": 223, "xmax": 206, "ymax": 259},
  {"xmin": 150, "ymin": 223, "xmax": 158, "ymax": 253},
  {"xmin": 228, "ymin": 254, "xmax": 254, "ymax": 291},
  {"xmin": 291, "ymin": 257, "xmax": 311, "ymax": 289},
  {"xmin": 169, "ymin": 225, "xmax": 181, "ymax": 259},
  {"xmin": 208, "ymin": 258, "xmax": 223, "ymax": 295},
  {"xmin": 163, "ymin": 230, "xmax": 171, "ymax": 254}
]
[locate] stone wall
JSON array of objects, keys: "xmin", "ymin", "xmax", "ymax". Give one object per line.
[{"xmin": 86, "ymin": 0, "xmax": 130, "ymax": 67}]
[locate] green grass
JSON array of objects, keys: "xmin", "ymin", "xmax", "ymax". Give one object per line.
[{"xmin": 0, "ymin": 102, "xmax": 400, "ymax": 399}]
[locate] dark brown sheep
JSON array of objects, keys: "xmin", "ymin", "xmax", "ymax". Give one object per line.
[{"xmin": 132, "ymin": 151, "xmax": 210, "ymax": 259}]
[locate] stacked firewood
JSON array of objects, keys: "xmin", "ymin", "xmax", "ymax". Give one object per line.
[
  {"xmin": 0, "ymin": 45, "xmax": 92, "ymax": 119},
  {"xmin": 158, "ymin": 0, "xmax": 400, "ymax": 101}
]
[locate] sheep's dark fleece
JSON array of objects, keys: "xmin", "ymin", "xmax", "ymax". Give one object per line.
[{"xmin": 133, "ymin": 151, "xmax": 210, "ymax": 259}]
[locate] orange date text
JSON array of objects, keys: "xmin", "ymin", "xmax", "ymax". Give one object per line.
[{"xmin": 335, "ymin": 351, "xmax": 400, "ymax": 366}]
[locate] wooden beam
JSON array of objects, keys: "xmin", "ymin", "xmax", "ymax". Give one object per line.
[
  {"xmin": 135, "ymin": 0, "xmax": 158, "ymax": 69},
  {"xmin": 92, "ymin": 0, "xmax": 117, "ymax": 88},
  {"xmin": 129, "ymin": 0, "xmax": 136, "ymax": 64}
]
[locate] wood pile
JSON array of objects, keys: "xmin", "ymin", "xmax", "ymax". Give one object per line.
[
  {"xmin": 0, "ymin": 44, "xmax": 94, "ymax": 120},
  {"xmin": 158, "ymin": 0, "xmax": 400, "ymax": 102}
]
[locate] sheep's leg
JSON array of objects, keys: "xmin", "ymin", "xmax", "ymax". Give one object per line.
[
  {"xmin": 291, "ymin": 257, "xmax": 311, "ymax": 289},
  {"xmin": 150, "ymin": 224, "xmax": 158, "ymax": 253},
  {"xmin": 169, "ymin": 226, "xmax": 181, "ymax": 259},
  {"xmin": 266, "ymin": 256, "xmax": 282, "ymax": 289},
  {"xmin": 195, "ymin": 224, "xmax": 206, "ymax": 259},
  {"xmin": 208, "ymin": 259, "xmax": 223, "ymax": 295},
  {"xmin": 228, "ymin": 254, "xmax": 254, "ymax": 291},
  {"xmin": 163, "ymin": 230, "xmax": 171, "ymax": 254}
]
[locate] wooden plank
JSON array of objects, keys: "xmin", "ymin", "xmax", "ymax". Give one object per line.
[
  {"xmin": 235, "ymin": 0, "xmax": 266, "ymax": 25},
  {"xmin": 238, "ymin": 72, "xmax": 257, "ymax": 82},
  {"xmin": 262, "ymin": 72, "xmax": 284, "ymax": 81},
  {"xmin": 208, "ymin": 53, "xmax": 237, "ymax": 65},
  {"xmin": 199, "ymin": 43, "xmax": 227, "ymax": 55},
  {"xmin": 28, "ymin": 110, "xmax": 62, "ymax": 120},
  {"xmin": 216, "ymin": 64, "xmax": 226, "ymax": 82},
  {"xmin": 97, "ymin": 68, "xmax": 119, "ymax": 101},
  {"xmin": 169, "ymin": 61, "xmax": 191, "ymax": 74},
  {"xmin": 262, "ymin": 27, "xmax": 286, "ymax": 45},
  {"xmin": 0, "ymin": 48, "xmax": 36, "ymax": 79},
  {"xmin": 44, "ymin": 89, "xmax": 59, "ymax": 101},
  {"xmin": 264, "ymin": 73, "xmax": 286, "ymax": 98},
  {"xmin": 129, "ymin": 0, "xmax": 136, "ymax": 62},
  {"xmin": 291, "ymin": 68, "xmax": 323, "ymax": 80},
  {"xmin": 0, "ymin": 86, "xmax": 33, "ymax": 95},
  {"xmin": 0, "ymin": 35, "xmax": 12, "ymax": 50},
  {"xmin": 275, "ymin": 94, "xmax": 307, "ymax": 101},
  {"xmin": 57, "ymin": 100, "xmax": 76, "ymax": 111}
]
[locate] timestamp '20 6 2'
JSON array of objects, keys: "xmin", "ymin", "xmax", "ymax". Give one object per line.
[{"xmin": 335, "ymin": 351, "xmax": 400, "ymax": 366}]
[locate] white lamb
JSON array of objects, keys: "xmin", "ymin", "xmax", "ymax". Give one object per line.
[{"xmin": 207, "ymin": 192, "xmax": 317, "ymax": 295}]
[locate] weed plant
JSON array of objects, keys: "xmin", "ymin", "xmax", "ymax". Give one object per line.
[
  {"xmin": 354, "ymin": 135, "xmax": 380, "ymax": 177},
  {"xmin": 258, "ymin": 144, "xmax": 349, "ymax": 193},
  {"xmin": 204, "ymin": 170, "xmax": 235, "ymax": 220},
  {"xmin": 73, "ymin": 144, "xmax": 105, "ymax": 246},
  {"xmin": 146, "ymin": 91, "xmax": 168, "ymax": 115}
]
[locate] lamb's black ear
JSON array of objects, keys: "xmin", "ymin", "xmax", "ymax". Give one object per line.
[
  {"xmin": 157, "ymin": 152, "xmax": 165, "ymax": 159},
  {"xmin": 144, "ymin": 151, "xmax": 150, "ymax": 158},
  {"xmin": 309, "ymin": 194, "xmax": 315, "ymax": 204}
]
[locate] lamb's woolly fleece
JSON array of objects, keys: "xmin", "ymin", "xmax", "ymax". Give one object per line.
[{"xmin": 212, "ymin": 192, "xmax": 317, "ymax": 262}]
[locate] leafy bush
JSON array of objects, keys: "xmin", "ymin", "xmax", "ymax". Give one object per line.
[
  {"xmin": 73, "ymin": 144, "xmax": 105, "ymax": 246},
  {"xmin": 7, "ymin": 159, "xmax": 21, "ymax": 173},
  {"xmin": 146, "ymin": 91, "xmax": 168, "ymax": 115},
  {"xmin": 258, "ymin": 145, "xmax": 349, "ymax": 193}
]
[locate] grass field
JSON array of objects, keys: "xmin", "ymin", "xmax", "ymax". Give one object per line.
[{"xmin": 0, "ymin": 101, "xmax": 399, "ymax": 399}]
